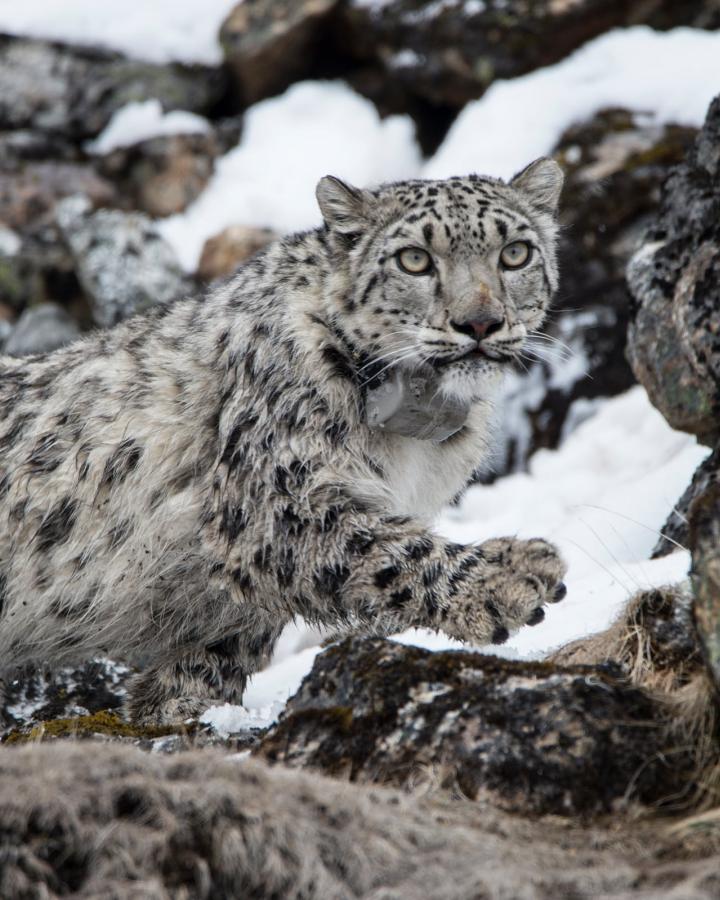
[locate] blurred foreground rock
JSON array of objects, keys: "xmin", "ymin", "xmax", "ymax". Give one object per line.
[
  {"xmin": 258, "ymin": 637, "xmax": 690, "ymax": 815},
  {"xmin": 57, "ymin": 195, "xmax": 191, "ymax": 327},
  {"xmin": 499, "ymin": 108, "xmax": 696, "ymax": 471},
  {"xmin": 4, "ymin": 744, "xmax": 720, "ymax": 900}
]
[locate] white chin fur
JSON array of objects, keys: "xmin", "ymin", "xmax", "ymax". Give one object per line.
[{"xmin": 437, "ymin": 360, "xmax": 504, "ymax": 404}]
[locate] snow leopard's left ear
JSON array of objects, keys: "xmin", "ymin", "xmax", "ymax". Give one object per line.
[
  {"xmin": 316, "ymin": 176, "xmax": 373, "ymax": 235},
  {"xmin": 510, "ymin": 157, "xmax": 564, "ymax": 215}
]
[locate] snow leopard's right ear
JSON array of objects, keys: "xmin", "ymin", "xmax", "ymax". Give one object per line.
[{"xmin": 316, "ymin": 176, "xmax": 372, "ymax": 236}]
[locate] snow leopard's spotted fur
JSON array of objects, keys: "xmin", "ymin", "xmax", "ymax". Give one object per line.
[{"xmin": 0, "ymin": 159, "xmax": 567, "ymax": 724}]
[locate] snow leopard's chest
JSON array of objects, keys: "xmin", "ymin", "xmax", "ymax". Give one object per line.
[{"xmin": 368, "ymin": 402, "xmax": 498, "ymax": 522}]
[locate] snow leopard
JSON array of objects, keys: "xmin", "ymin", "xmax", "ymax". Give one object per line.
[{"xmin": 0, "ymin": 158, "xmax": 567, "ymax": 724}]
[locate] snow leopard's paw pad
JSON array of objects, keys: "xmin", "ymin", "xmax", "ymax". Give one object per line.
[
  {"xmin": 451, "ymin": 537, "xmax": 567, "ymax": 647},
  {"xmin": 127, "ymin": 695, "xmax": 215, "ymax": 727}
]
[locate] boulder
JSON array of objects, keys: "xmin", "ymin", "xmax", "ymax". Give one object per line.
[
  {"xmin": 3, "ymin": 303, "xmax": 80, "ymax": 357},
  {"xmin": 197, "ymin": 224, "xmax": 277, "ymax": 281},
  {"xmin": 627, "ymin": 95, "xmax": 720, "ymax": 446},
  {"xmin": 0, "ymin": 160, "xmax": 117, "ymax": 231},
  {"xmin": 96, "ymin": 132, "xmax": 220, "ymax": 218},
  {"xmin": 690, "ymin": 476, "xmax": 720, "ymax": 691},
  {"xmin": 56, "ymin": 195, "xmax": 191, "ymax": 327},
  {"xmin": 336, "ymin": 0, "xmax": 720, "ymax": 110},
  {"xmin": 220, "ymin": 0, "xmax": 340, "ymax": 107},
  {"xmin": 653, "ymin": 447, "xmax": 719, "ymax": 558},
  {"xmin": 257, "ymin": 637, "xmax": 690, "ymax": 815},
  {"xmin": 0, "ymin": 35, "xmax": 225, "ymax": 141},
  {"xmin": 499, "ymin": 109, "xmax": 696, "ymax": 472}
]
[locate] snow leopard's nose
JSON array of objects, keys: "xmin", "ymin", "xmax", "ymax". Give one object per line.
[{"xmin": 450, "ymin": 310, "xmax": 505, "ymax": 342}]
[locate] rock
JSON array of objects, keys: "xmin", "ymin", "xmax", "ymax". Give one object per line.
[
  {"xmin": 257, "ymin": 637, "xmax": 690, "ymax": 815},
  {"xmin": 0, "ymin": 35, "xmax": 225, "ymax": 141},
  {"xmin": 197, "ymin": 224, "xmax": 277, "ymax": 281},
  {"xmin": 0, "ymin": 160, "xmax": 118, "ymax": 231},
  {"xmin": 653, "ymin": 447, "xmax": 719, "ymax": 558},
  {"xmin": 627, "ymin": 95, "xmax": 720, "ymax": 446},
  {"xmin": 56, "ymin": 195, "xmax": 190, "ymax": 327},
  {"xmin": 690, "ymin": 480, "xmax": 720, "ymax": 692},
  {"xmin": 336, "ymin": 0, "xmax": 720, "ymax": 110},
  {"xmin": 3, "ymin": 303, "xmax": 81, "ymax": 357},
  {"xmin": 498, "ymin": 109, "xmax": 696, "ymax": 472},
  {"xmin": 4, "ymin": 744, "xmax": 720, "ymax": 900},
  {"xmin": 96, "ymin": 132, "xmax": 221, "ymax": 218},
  {"xmin": 220, "ymin": 0, "xmax": 340, "ymax": 106}
]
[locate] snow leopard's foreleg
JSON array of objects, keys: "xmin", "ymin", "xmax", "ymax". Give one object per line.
[{"xmin": 300, "ymin": 508, "xmax": 568, "ymax": 645}]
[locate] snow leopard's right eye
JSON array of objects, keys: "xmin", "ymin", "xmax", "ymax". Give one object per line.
[{"xmin": 397, "ymin": 247, "xmax": 433, "ymax": 275}]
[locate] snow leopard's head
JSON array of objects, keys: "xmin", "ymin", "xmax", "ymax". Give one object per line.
[{"xmin": 317, "ymin": 158, "xmax": 563, "ymax": 404}]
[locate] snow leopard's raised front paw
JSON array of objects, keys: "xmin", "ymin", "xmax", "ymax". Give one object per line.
[{"xmin": 446, "ymin": 537, "xmax": 567, "ymax": 647}]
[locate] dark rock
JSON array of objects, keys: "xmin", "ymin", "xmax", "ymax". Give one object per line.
[
  {"xmin": 0, "ymin": 35, "xmax": 225, "ymax": 141},
  {"xmin": 257, "ymin": 637, "xmax": 690, "ymax": 815},
  {"xmin": 220, "ymin": 0, "xmax": 341, "ymax": 107},
  {"xmin": 56, "ymin": 195, "xmax": 190, "ymax": 327},
  {"xmin": 627, "ymin": 95, "xmax": 720, "ymax": 447},
  {"xmin": 335, "ymin": 0, "xmax": 720, "ymax": 111},
  {"xmin": 3, "ymin": 302, "xmax": 81, "ymax": 357},
  {"xmin": 654, "ymin": 447, "xmax": 719, "ymax": 558},
  {"xmin": 690, "ymin": 478, "xmax": 720, "ymax": 692},
  {"xmin": 197, "ymin": 224, "xmax": 277, "ymax": 281},
  {"xmin": 96, "ymin": 132, "xmax": 221, "ymax": 218},
  {"xmin": 499, "ymin": 109, "xmax": 696, "ymax": 472}
]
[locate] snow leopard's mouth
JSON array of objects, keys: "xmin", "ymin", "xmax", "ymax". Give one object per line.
[{"xmin": 429, "ymin": 345, "xmax": 509, "ymax": 368}]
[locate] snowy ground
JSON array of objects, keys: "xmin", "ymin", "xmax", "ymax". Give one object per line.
[{"xmin": 202, "ymin": 386, "xmax": 709, "ymax": 734}]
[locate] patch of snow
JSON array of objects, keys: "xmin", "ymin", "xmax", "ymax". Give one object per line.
[
  {"xmin": 200, "ymin": 701, "xmax": 286, "ymax": 736},
  {"xmin": 86, "ymin": 100, "xmax": 210, "ymax": 155},
  {"xmin": 426, "ymin": 27, "xmax": 720, "ymax": 180},
  {"xmin": 159, "ymin": 80, "xmax": 421, "ymax": 271},
  {"xmin": 0, "ymin": 0, "xmax": 238, "ymax": 65},
  {"xmin": 0, "ymin": 225, "xmax": 21, "ymax": 256}
]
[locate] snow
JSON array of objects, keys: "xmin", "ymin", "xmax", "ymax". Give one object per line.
[
  {"xmin": 203, "ymin": 386, "xmax": 708, "ymax": 735},
  {"xmin": 0, "ymin": 225, "xmax": 21, "ymax": 257},
  {"xmin": 86, "ymin": 100, "xmax": 210, "ymax": 155},
  {"xmin": 159, "ymin": 81, "xmax": 421, "ymax": 271},
  {"xmin": 0, "ymin": 0, "xmax": 238, "ymax": 65},
  {"xmin": 426, "ymin": 27, "xmax": 720, "ymax": 181}
]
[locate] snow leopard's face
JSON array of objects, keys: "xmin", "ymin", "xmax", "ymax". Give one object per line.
[{"xmin": 317, "ymin": 159, "xmax": 563, "ymax": 403}]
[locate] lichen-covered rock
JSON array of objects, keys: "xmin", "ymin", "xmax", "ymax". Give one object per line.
[
  {"xmin": 337, "ymin": 0, "xmax": 720, "ymax": 110},
  {"xmin": 96, "ymin": 131, "xmax": 225, "ymax": 218},
  {"xmin": 220, "ymin": 0, "xmax": 340, "ymax": 107},
  {"xmin": 0, "ymin": 35, "xmax": 225, "ymax": 140},
  {"xmin": 627, "ymin": 95, "xmax": 720, "ymax": 446},
  {"xmin": 3, "ymin": 302, "xmax": 81, "ymax": 357},
  {"xmin": 257, "ymin": 637, "xmax": 690, "ymax": 815},
  {"xmin": 56, "ymin": 195, "xmax": 191, "ymax": 327},
  {"xmin": 499, "ymin": 109, "xmax": 696, "ymax": 471},
  {"xmin": 197, "ymin": 224, "xmax": 277, "ymax": 281}
]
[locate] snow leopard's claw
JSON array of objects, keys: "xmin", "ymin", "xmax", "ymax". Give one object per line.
[
  {"xmin": 551, "ymin": 582, "xmax": 567, "ymax": 603},
  {"xmin": 491, "ymin": 625, "xmax": 510, "ymax": 645},
  {"xmin": 526, "ymin": 607, "xmax": 545, "ymax": 626}
]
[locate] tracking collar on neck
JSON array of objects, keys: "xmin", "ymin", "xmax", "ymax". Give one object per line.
[{"xmin": 327, "ymin": 322, "xmax": 471, "ymax": 443}]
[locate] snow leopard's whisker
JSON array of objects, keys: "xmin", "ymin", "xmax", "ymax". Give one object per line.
[
  {"xmin": 574, "ymin": 504, "xmax": 689, "ymax": 553},
  {"xmin": 360, "ymin": 349, "xmax": 420, "ymax": 385},
  {"xmin": 357, "ymin": 344, "xmax": 418, "ymax": 375},
  {"xmin": 577, "ymin": 517, "xmax": 644, "ymax": 592},
  {"xmin": 528, "ymin": 331, "xmax": 576, "ymax": 356}
]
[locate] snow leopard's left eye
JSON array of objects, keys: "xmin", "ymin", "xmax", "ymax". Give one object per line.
[
  {"xmin": 500, "ymin": 241, "xmax": 532, "ymax": 269},
  {"xmin": 397, "ymin": 247, "xmax": 433, "ymax": 275}
]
